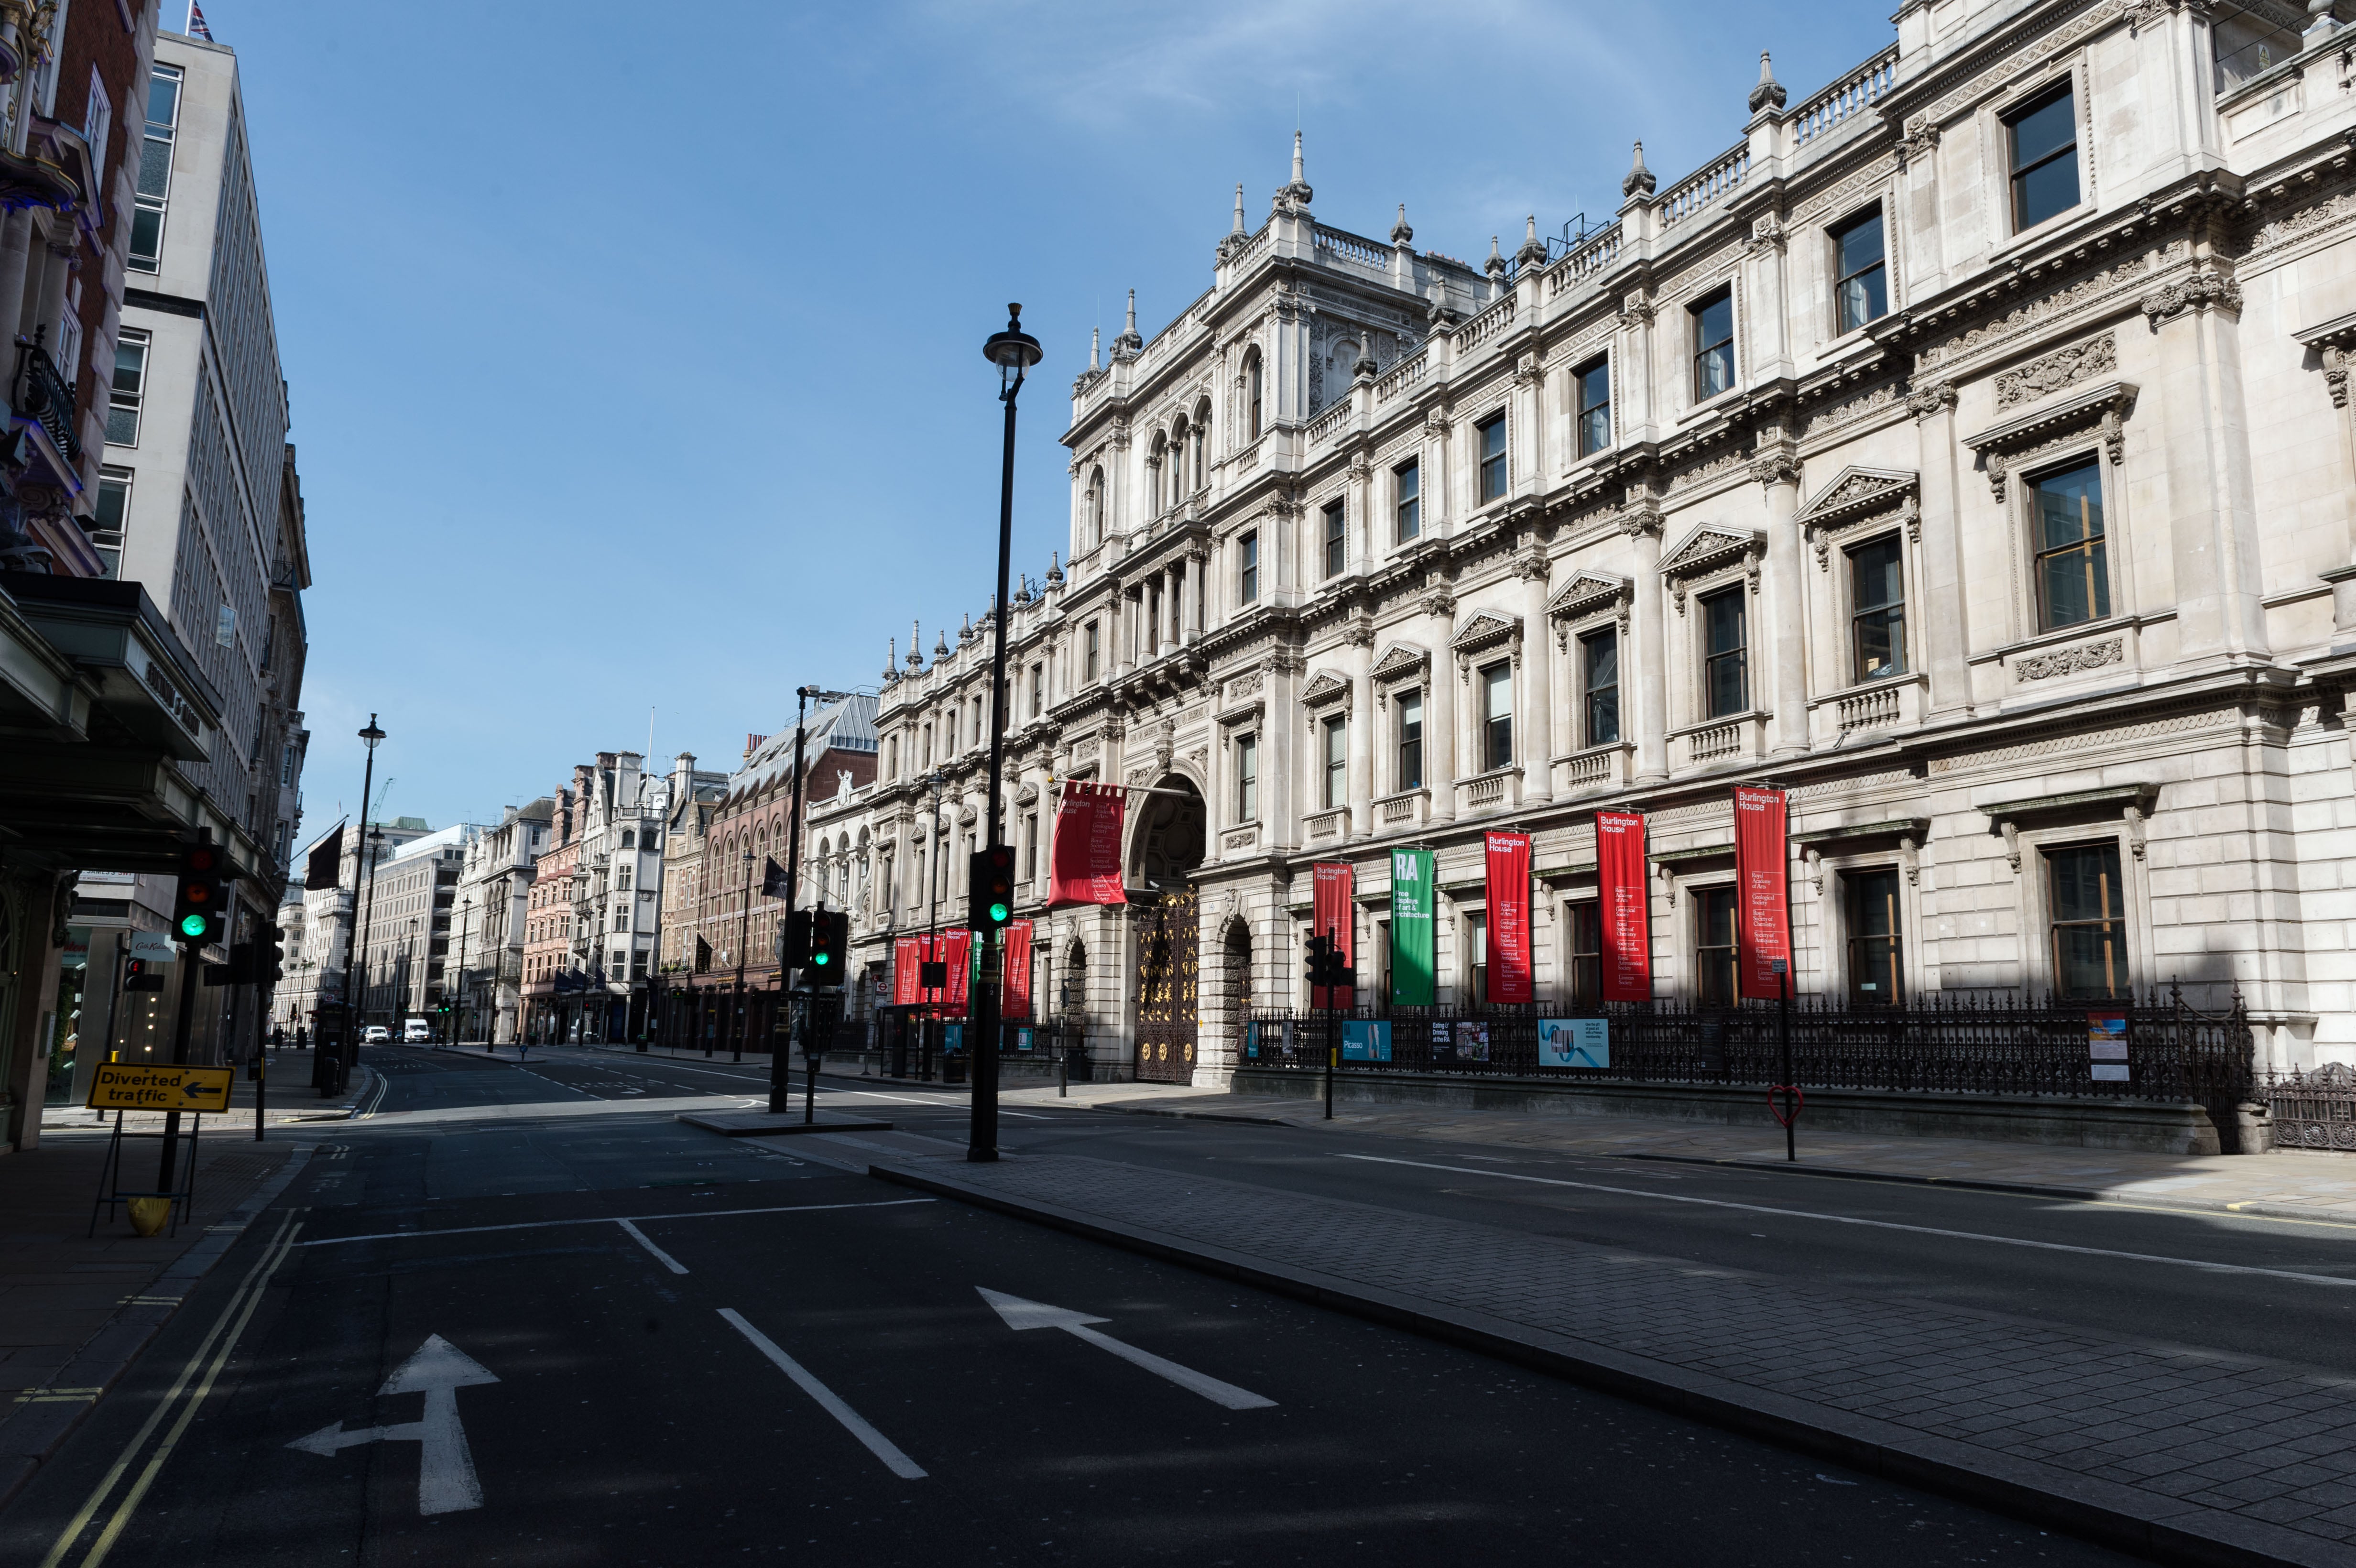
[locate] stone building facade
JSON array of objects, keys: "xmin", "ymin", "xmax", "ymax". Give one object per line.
[
  {"xmin": 818, "ymin": 0, "xmax": 2356, "ymax": 1081},
  {"xmin": 450, "ymin": 796, "xmax": 552, "ymax": 1045}
]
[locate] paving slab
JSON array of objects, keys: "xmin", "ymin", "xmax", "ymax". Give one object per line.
[
  {"xmin": 675, "ymin": 1111, "xmax": 893, "ymax": 1137},
  {"xmin": 862, "ymin": 1146, "xmax": 2356, "ymax": 1568}
]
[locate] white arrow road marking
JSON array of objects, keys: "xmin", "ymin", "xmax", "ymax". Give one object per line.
[
  {"xmin": 975, "ymin": 1288, "xmax": 1276, "ymax": 1411},
  {"xmin": 717, "ymin": 1310, "xmax": 927, "ymax": 1478},
  {"xmin": 286, "ymin": 1335, "xmax": 500, "ymax": 1514}
]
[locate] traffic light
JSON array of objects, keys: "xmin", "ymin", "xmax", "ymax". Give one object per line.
[
  {"xmin": 262, "ymin": 924, "xmax": 286, "ymax": 985},
  {"xmin": 124, "ymin": 957, "xmax": 165, "ymax": 992},
  {"xmin": 967, "ymin": 845, "xmax": 1015, "ymax": 932},
  {"xmin": 1304, "ymin": 930, "xmax": 1353, "ymax": 991},
  {"xmin": 172, "ymin": 841, "xmax": 225, "ymax": 945},
  {"xmin": 780, "ymin": 909, "xmax": 812, "ymax": 968},
  {"xmin": 809, "ymin": 909, "xmax": 847, "ymax": 987}
]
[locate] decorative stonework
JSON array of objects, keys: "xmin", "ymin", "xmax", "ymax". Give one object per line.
[
  {"xmin": 1963, "ymin": 379, "xmax": 2137, "ymax": 499},
  {"xmin": 1803, "ymin": 381, "xmax": 1903, "ymax": 439},
  {"xmin": 1670, "ymin": 447, "xmax": 1749, "ymax": 491},
  {"xmin": 2295, "ymin": 310, "xmax": 2356, "ymax": 409},
  {"xmin": 1450, "ymin": 612, "xmax": 1524, "ymax": 682},
  {"xmin": 1917, "ymin": 247, "xmax": 2172, "ymax": 371},
  {"xmin": 1300, "ymin": 670, "xmax": 1353, "ymax": 711},
  {"xmin": 1225, "ymin": 671, "xmax": 1264, "ymax": 702},
  {"xmin": 1796, "ymin": 467, "xmax": 1921, "ymax": 569},
  {"xmin": 1658, "ymin": 523, "xmax": 1767, "ymax": 614},
  {"xmin": 2139, "ymin": 269, "xmax": 2242, "ymax": 324},
  {"xmin": 1369, "ymin": 642, "xmax": 1431, "ymax": 685},
  {"xmin": 1905, "ymin": 380, "xmax": 1958, "ymax": 420},
  {"xmin": 2013, "ymin": 639, "xmax": 2124, "ymax": 681},
  {"xmin": 1546, "ymin": 571, "xmax": 1633, "ymax": 645},
  {"xmin": 1420, "ymin": 588, "xmax": 1457, "ymax": 619},
  {"xmin": 1996, "ymin": 334, "xmax": 2115, "ymax": 409}
]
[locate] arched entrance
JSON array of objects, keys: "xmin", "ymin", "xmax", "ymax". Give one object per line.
[{"xmin": 1131, "ymin": 777, "xmax": 1204, "ymax": 1084}]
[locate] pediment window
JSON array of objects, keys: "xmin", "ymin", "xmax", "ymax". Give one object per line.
[
  {"xmin": 1658, "ymin": 523, "xmax": 1764, "ymax": 615},
  {"xmin": 1369, "ymin": 642, "xmax": 1430, "ymax": 686},
  {"xmin": 1795, "ymin": 466, "xmax": 1920, "ymax": 571},
  {"xmin": 1546, "ymin": 571, "xmax": 1632, "ymax": 643}
]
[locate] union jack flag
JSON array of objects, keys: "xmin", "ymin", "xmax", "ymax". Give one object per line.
[{"xmin": 187, "ymin": 3, "xmax": 214, "ymax": 40}]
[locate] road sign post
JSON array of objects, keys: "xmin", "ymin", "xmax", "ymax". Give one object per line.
[
  {"xmin": 85, "ymin": 1062, "xmax": 234, "ymax": 1237},
  {"xmin": 1771, "ymin": 959, "xmax": 1798, "ymax": 1163}
]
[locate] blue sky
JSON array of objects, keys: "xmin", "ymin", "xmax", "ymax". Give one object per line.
[{"xmin": 226, "ymin": 0, "xmax": 1898, "ymax": 832}]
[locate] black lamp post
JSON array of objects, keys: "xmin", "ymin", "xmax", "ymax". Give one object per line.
[
  {"xmin": 331, "ymin": 715, "xmax": 384, "ymax": 1095},
  {"xmin": 970, "ymin": 304, "xmax": 1042, "ymax": 1164},
  {"xmin": 768, "ymin": 683, "xmax": 850, "ymax": 1112}
]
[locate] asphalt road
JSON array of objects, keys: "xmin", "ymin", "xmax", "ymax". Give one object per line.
[{"xmin": 0, "ymin": 1043, "xmax": 2133, "ymax": 1567}]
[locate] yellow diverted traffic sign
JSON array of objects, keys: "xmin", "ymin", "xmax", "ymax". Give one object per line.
[{"xmin": 87, "ymin": 1062, "xmax": 234, "ymax": 1114}]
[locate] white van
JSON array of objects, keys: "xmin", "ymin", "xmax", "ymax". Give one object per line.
[{"xmin": 402, "ymin": 1018, "xmax": 433, "ymax": 1044}]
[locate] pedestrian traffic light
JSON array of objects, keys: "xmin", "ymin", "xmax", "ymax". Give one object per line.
[
  {"xmin": 967, "ymin": 845, "xmax": 1015, "ymax": 932},
  {"xmin": 780, "ymin": 909, "xmax": 812, "ymax": 968},
  {"xmin": 809, "ymin": 909, "xmax": 847, "ymax": 987},
  {"xmin": 173, "ymin": 841, "xmax": 225, "ymax": 944},
  {"xmin": 262, "ymin": 923, "xmax": 285, "ymax": 985},
  {"xmin": 124, "ymin": 957, "xmax": 165, "ymax": 992},
  {"xmin": 1304, "ymin": 930, "xmax": 1352, "ymax": 990}
]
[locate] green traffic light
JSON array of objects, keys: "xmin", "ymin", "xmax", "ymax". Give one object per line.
[
  {"xmin": 813, "ymin": 952, "xmax": 830, "ymax": 966},
  {"xmin": 990, "ymin": 903, "xmax": 1010, "ymax": 923},
  {"xmin": 179, "ymin": 914, "xmax": 207, "ymax": 937}
]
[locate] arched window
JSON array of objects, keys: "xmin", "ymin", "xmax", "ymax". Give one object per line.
[
  {"xmin": 620, "ymin": 829, "xmax": 634, "ymax": 849},
  {"xmin": 1149, "ymin": 432, "xmax": 1168, "ymax": 513},
  {"xmin": 1245, "ymin": 351, "xmax": 1263, "ymax": 440},
  {"xmin": 1192, "ymin": 399, "xmax": 1211, "ymax": 490},
  {"xmin": 1089, "ymin": 467, "xmax": 1105, "ymax": 542},
  {"xmin": 1169, "ymin": 416, "xmax": 1189, "ymax": 503}
]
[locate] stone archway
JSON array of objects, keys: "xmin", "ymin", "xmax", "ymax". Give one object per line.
[{"xmin": 1130, "ymin": 777, "xmax": 1205, "ymax": 1084}]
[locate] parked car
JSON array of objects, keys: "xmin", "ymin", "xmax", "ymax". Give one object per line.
[
  {"xmin": 361, "ymin": 1025, "xmax": 391, "ymax": 1045},
  {"xmin": 402, "ymin": 1018, "xmax": 433, "ymax": 1043}
]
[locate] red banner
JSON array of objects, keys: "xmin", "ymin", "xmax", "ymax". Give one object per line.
[
  {"xmin": 942, "ymin": 928, "xmax": 972, "ymax": 1015},
  {"xmin": 1046, "ymin": 781, "xmax": 1128, "ymax": 908},
  {"xmin": 1485, "ymin": 832, "xmax": 1533, "ymax": 1004},
  {"xmin": 1595, "ymin": 811, "xmax": 1651, "ymax": 1002},
  {"xmin": 892, "ymin": 937, "xmax": 923, "ymax": 1006},
  {"xmin": 1311, "ymin": 862, "xmax": 1354, "ymax": 1010},
  {"xmin": 1734, "ymin": 785, "xmax": 1791, "ymax": 1000},
  {"xmin": 1003, "ymin": 920, "xmax": 1033, "ymax": 1021}
]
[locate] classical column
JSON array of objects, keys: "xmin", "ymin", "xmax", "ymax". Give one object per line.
[
  {"xmin": 31, "ymin": 219, "xmax": 71, "ymax": 349},
  {"xmin": 0, "ymin": 212, "xmax": 32, "ymax": 353},
  {"xmin": 1909, "ymin": 381, "xmax": 1971, "ymax": 719},
  {"xmin": 2153, "ymin": 261, "xmax": 2270, "ymax": 665},
  {"xmin": 1346, "ymin": 619, "xmax": 1375, "ymax": 839},
  {"xmin": 1189, "ymin": 548, "xmax": 1207, "ymax": 640},
  {"xmin": 1626, "ymin": 507, "xmax": 1669, "ymax": 784},
  {"xmin": 1516, "ymin": 548, "xmax": 1553, "ymax": 803},
  {"xmin": 1754, "ymin": 449, "xmax": 1808, "ymax": 758},
  {"xmin": 1425, "ymin": 588, "xmax": 1458, "ymax": 821}
]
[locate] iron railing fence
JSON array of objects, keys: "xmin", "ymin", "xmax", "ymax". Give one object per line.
[
  {"xmin": 1242, "ymin": 988, "xmax": 2252, "ymax": 1111},
  {"xmin": 13, "ymin": 338, "xmax": 75, "ymax": 461},
  {"xmin": 2265, "ymin": 1066, "xmax": 2356, "ymax": 1152}
]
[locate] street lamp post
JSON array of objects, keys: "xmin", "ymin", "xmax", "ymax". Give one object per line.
[
  {"xmin": 330, "ymin": 715, "xmax": 385, "ymax": 1096},
  {"xmin": 358, "ymin": 824, "xmax": 386, "ymax": 1035},
  {"xmin": 404, "ymin": 917, "xmax": 418, "ymax": 1032},
  {"xmin": 451, "ymin": 895, "xmax": 472, "ymax": 1048},
  {"xmin": 971, "ymin": 304, "xmax": 1043, "ymax": 1164}
]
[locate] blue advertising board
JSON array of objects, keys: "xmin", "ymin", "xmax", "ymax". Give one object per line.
[{"xmin": 1537, "ymin": 1018, "xmax": 1610, "ymax": 1069}]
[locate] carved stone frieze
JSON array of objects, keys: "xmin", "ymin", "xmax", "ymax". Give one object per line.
[
  {"xmin": 1905, "ymin": 380, "xmax": 1958, "ymax": 420},
  {"xmin": 2013, "ymin": 638, "xmax": 2125, "ymax": 682},
  {"xmin": 2139, "ymin": 269, "xmax": 2242, "ymax": 324},
  {"xmin": 2296, "ymin": 311, "xmax": 2356, "ymax": 409},
  {"xmin": 1995, "ymin": 334, "xmax": 2115, "ymax": 409}
]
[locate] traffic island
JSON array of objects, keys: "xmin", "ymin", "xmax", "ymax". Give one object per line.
[{"xmin": 675, "ymin": 1110, "xmax": 893, "ymax": 1137}]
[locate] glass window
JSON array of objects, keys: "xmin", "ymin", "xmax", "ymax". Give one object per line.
[
  {"xmin": 1691, "ymin": 290, "xmax": 1734, "ymax": 401},
  {"xmin": 1085, "ymin": 621, "xmax": 1101, "ymax": 681},
  {"xmin": 1238, "ymin": 531, "xmax": 1259, "ymax": 603},
  {"xmin": 1322, "ymin": 716, "xmax": 1346, "ymax": 810},
  {"xmin": 2048, "ymin": 842, "xmax": 2127, "ymax": 999},
  {"xmin": 1846, "ymin": 869, "xmax": 1902, "ymax": 1005},
  {"xmin": 1849, "ymin": 536, "xmax": 1906, "ymax": 681},
  {"xmin": 1030, "ymin": 662, "xmax": 1044, "ymax": 718},
  {"xmin": 1575, "ymin": 359, "xmax": 1610, "ymax": 457},
  {"xmin": 1395, "ymin": 459, "xmax": 1420, "ymax": 542},
  {"xmin": 1702, "ymin": 588, "xmax": 1748, "ymax": 718},
  {"xmin": 2008, "ymin": 82, "xmax": 2080, "ymax": 232},
  {"xmin": 1323, "ymin": 500, "xmax": 1346, "ymax": 577},
  {"xmin": 1582, "ymin": 628, "xmax": 1620, "ymax": 746},
  {"xmin": 1235, "ymin": 734, "xmax": 1258, "ymax": 821},
  {"xmin": 1247, "ymin": 353, "xmax": 1263, "ymax": 439},
  {"xmin": 1696, "ymin": 887, "xmax": 1738, "ymax": 1009},
  {"xmin": 2030, "ymin": 460, "xmax": 2109, "ymax": 631},
  {"xmin": 130, "ymin": 65, "xmax": 180, "ymax": 274},
  {"xmin": 1567, "ymin": 901, "xmax": 1602, "ymax": 1010},
  {"xmin": 1477, "ymin": 414, "xmax": 1507, "ymax": 504},
  {"xmin": 93, "ymin": 468, "xmax": 131, "ymax": 541},
  {"xmin": 1481, "ymin": 662, "xmax": 1512, "ymax": 771},
  {"xmin": 107, "ymin": 331, "xmax": 148, "ymax": 446},
  {"xmin": 1396, "ymin": 691, "xmax": 1423, "ymax": 791},
  {"xmin": 1089, "ymin": 468, "xmax": 1105, "ymax": 542},
  {"xmin": 1469, "ymin": 914, "xmax": 1488, "ymax": 1006},
  {"xmin": 1832, "ymin": 209, "xmax": 1887, "ymax": 333}
]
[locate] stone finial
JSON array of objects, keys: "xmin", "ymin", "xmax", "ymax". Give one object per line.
[
  {"xmin": 1112, "ymin": 289, "xmax": 1143, "ymax": 358},
  {"xmin": 884, "ymin": 637, "xmax": 900, "ymax": 683},
  {"xmin": 934, "ymin": 629, "xmax": 950, "ymax": 659},
  {"xmin": 1391, "ymin": 203, "xmax": 1414, "ymax": 246},
  {"xmin": 1748, "ymin": 51, "xmax": 1787, "ymax": 114},
  {"xmin": 1515, "ymin": 213, "xmax": 1547, "ymax": 270},
  {"xmin": 1276, "ymin": 129, "xmax": 1314, "ymax": 211},
  {"xmin": 1485, "ymin": 233, "xmax": 1508, "ymax": 281},
  {"xmin": 1622, "ymin": 141, "xmax": 1656, "ymax": 199},
  {"xmin": 1046, "ymin": 549, "xmax": 1064, "ymax": 587},
  {"xmin": 1231, "ymin": 183, "xmax": 1246, "ymax": 234},
  {"xmin": 2307, "ymin": 0, "xmax": 2338, "ymax": 43},
  {"xmin": 1089, "ymin": 326, "xmax": 1101, "ymax": 372},
  {"xmin": 907, "ymin": 619, "xmax": 925, "ymax": 668}
]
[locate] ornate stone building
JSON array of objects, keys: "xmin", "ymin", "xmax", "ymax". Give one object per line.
[{"xmin": 821, "ymin": 0, "xmax": 2356, "ymax": 1081}]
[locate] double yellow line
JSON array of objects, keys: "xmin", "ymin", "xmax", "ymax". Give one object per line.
[{"xmin": 40, "ymin": 1209, "xmax": 307, "ymax": 1568}]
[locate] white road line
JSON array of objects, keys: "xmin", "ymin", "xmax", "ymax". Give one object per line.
[
  {"xmin": 717, "ymin": 1309, "xmax": 927, "ymax": 1479},
  {"xmin": 977, "ymin": 1288, "xmax": 1276, "ymax": 1410},
  {"xmin": 298, "ymin": 1198, "xmax": 935, "ymax": 1248},
  {"xmin": 614, "ymin": 1219, "xmax": 688, "ymax": 1274},
  {"xmin": 1333, "ymin": 1154, "xmax": 2356, "ymax": 1290}
]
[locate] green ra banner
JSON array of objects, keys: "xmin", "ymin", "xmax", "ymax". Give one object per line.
[{"xmin": 1389, "ymin": 848, "xmax": 1436, "ymax": 1007}]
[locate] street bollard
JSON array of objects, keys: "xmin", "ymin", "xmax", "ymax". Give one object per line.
[{"xmin": 1057, "ymin": 1049, "xmax": 1067, "ymax": 1098}]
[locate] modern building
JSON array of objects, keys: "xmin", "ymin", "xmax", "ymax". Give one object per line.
[
  {"xmin": 450, "ymin": 796, "xmax": 552, "ymax": 1044},
  {"xmin": 274, "ymin": 815, "xmax": 434, "ymax": 1034},
  {"xmin": 353, "ymin": 823, "xmax": 467, "ymax": 1028},
  {"xmin": 814, "ymin": 0, "xmax": 2356, "ymax": 1083}
]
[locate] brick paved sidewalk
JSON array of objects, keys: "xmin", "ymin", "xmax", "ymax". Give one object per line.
[{"xmin": 873, "ymin": 1148, "xmax": 2356, "ymax": 1568}]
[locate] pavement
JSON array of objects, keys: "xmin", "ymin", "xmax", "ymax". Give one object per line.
[
  {"xmin": 0, "ymin": 1042, "xmax": 2148, "ymax": 1567},
  {"xmin": 0, "ymin": 1047, "xmax": 367, "ymax": 1509}
]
